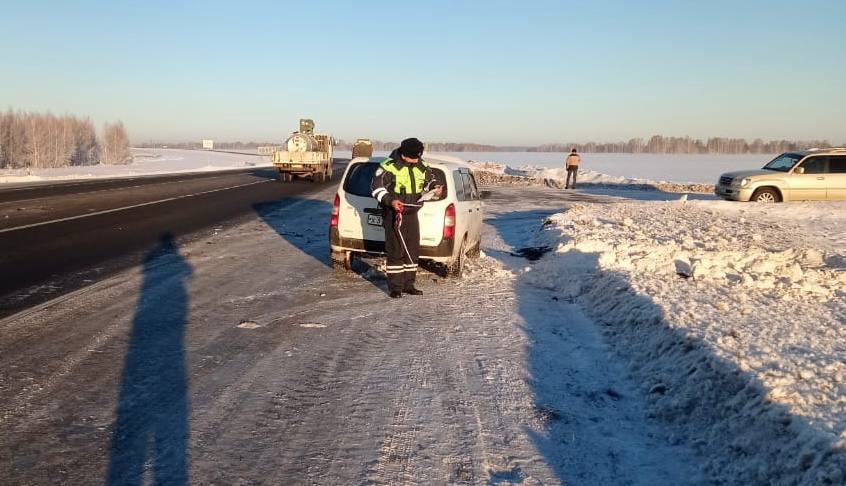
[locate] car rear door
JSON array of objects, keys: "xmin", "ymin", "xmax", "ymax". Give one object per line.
[
  {"xmin": 417, "ymin": 167, "xmax": 449, "ymax": 248},
  {"xmin": 459, "ymin": 170, "xmax": 483, "ymax": 246},
  {"xmin": 451, "ymin": 169, "xmax": 477, "ymax": 247},
  {"xmin": 827, "ymin": 156, "xmax": 846, "ymax": 200}
]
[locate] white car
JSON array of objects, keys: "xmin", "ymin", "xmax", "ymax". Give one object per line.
[{"xmin": 329, "ymin": 156, "xmax": 483, "ymax": 277}]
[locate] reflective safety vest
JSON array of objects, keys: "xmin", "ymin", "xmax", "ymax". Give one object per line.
[{"xmin": 380, "ymin": 158, "xmax": 428, "ymax": 194}]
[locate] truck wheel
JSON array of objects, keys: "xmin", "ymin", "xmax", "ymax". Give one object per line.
[
  {"xmin": 314, "ymin": 172, "xmax": 324, "ymax": 183},
  {"xmin": 279, "ymin": 172, "xmax": 291, "ymax": 183},
  {"xmin": 447, "ymin": 239, "xmax": 467, "ymax": 278},
  {"xmin": 751, "ymin": 187, "xmax": 780, "ymax": 203}
]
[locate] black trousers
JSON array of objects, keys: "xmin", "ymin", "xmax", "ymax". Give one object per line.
[
  {"xmin": 384, "ymin": 208, "xmax": 420, "ymax": 292},
  {"xmin": 566, "ymin": 166, "xmax": 578, "ymax": 188}
]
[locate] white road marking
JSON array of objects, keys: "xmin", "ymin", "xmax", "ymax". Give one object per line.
[{"xmin": 0, "ymin": 179, "xmax": 270, "ymax": 234}]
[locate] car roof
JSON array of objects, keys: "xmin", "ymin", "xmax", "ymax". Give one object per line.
[
  {"xmin": 796, "ymin": 147, "xmax": 846, "ymax": 156},
  {"xmin": 352, "ymin": 155, "xmax": 472, "ymax": 170}
]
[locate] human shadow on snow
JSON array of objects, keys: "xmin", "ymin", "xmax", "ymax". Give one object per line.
[
  {"xmin": 253, "ymin": 197, "xmax": 387, "ymax": 293},
  {"xmin": 106, "ymin": 233, "xmax": 191, "ymax": 485},
  {"xmin": 253, "ymin": 198, "xmax": 333, "ymax": 267},
  {"xmin": 486, "ymin": 209, "xmax": 843, "ymax": 485}
]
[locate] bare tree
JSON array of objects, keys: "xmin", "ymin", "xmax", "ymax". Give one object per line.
[
  {"xmin": 72, "ymin": 117, "xmax": 99, "ymax": 166},
  {"xmin": 101, "ymin": 121, "xmax": 132, "ymax": 165}
]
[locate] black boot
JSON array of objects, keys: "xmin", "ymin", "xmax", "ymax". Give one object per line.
[
  {"xmin": 403, "ymin": 287, "xmax": 423, "ymax": 295},
  {"xmin": 389, "ymin": 290, "xmax": 402, "ymax": 298}
]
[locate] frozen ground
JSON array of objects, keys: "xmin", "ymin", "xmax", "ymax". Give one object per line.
[
  {"xmin": 2, "ymin": 150, "xmax": 844, "ymax": 484},
  {"xmin": 2, "ymin": 183, "xmax": 708, "ymax": 484}
]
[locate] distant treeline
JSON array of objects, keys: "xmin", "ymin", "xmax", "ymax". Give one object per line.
[
  {"xmin": 140, "ymin": 135, "xmax": 843, "ymax": 155},
  {"xmin": 0, "ymin": 110, "xmax": 132, "ymax": 169},
  {"xmin": 531, "ymin": 135, "xmax": 838, "ymax": 154},
  {"xmin": 136, "ymin": 141, "xmax": 273, "ymax": 150},
  {"xmin": 336, "ymin": 136, "xmax": 839, "ymax": 154}
]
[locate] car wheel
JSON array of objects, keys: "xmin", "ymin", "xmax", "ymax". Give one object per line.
[
  {"xmin": 751, "ymin": 187, "xmax": 780, "ymax": 203},
  {"xmin": 447, "ymin": 239, "xmax": 467, "ymax": 278},
  {"xmin": 331, "ymin": 250, "xmax": 351, "ymax": 272},
  {"xmin": 468, "ymin": 240, "xmax": 481, "ymax": 258}
]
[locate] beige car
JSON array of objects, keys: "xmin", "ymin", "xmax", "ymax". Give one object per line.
[{"xmin": 715, "ymin": 148, "xmax": 846, "ymax": 202}]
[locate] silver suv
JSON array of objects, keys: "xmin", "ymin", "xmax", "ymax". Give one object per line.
[{"xmin": 715, "ymin": 148, "xmax": 846, "ymax": 202}]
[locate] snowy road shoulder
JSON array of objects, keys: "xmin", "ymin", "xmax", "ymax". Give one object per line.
[{"xmin": 493, "ymin": 186, "xmax": 845, "ymax": 484}]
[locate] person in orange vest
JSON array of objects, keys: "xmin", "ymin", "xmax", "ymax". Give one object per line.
[{"xmin": 565, "ymin": 148, "xmax": 581, "ymax": 189}]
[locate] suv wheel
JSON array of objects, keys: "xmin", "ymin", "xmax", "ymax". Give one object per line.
[{"xmin": 751, "ymin": 187, "xmax": 781, "ymax": 203}]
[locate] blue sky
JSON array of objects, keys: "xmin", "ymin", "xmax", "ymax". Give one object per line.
[{"xmin": 2, "ymin": 0, "xmax": 844, "ymax": 145}]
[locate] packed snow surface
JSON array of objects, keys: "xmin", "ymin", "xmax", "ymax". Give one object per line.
[{"xmin": 492, "ymin": 186, "xmax": 845, "ymax": 484}]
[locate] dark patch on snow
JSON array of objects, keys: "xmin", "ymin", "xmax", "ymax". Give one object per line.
[
  {"xmin": 511, "ymin": 246, "xmax": 552, "ymax": 261},
  {"xmin": 534, "ymin": 405, "xmax": 562, "ymax": 423},
  {"xmin": 488, "ymin": 466, "xmax": 524, "ymax": 485}
]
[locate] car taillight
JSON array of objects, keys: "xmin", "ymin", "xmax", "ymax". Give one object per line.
[
  {"xmin": 330, "ymin": 193, "xmax": 340, "ymax": 227},
  {"xmin": 443, "ymin": 203, "xmax": 455, "ymax": 239}
]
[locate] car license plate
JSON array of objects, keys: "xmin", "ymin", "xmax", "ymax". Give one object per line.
[{"xmin": 367, "ymin": 214, "xmax": 383, "ymax": 226}]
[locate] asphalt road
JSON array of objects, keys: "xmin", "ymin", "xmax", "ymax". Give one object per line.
[{"xmin": 0, "ymin": 163, "xmax": 346, "ymax": 317}]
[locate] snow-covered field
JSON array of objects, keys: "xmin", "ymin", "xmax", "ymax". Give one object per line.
[
  {"xmin": 1, "ymin": 148, "xmax": 768, "ymax": 186},
  {"xmin": 0, "ymin": 148, "xmax": 271, "ymax": 185},
  {"xmin": 433, "ymin": 152, "xmax": 773, "ymax": 185}
]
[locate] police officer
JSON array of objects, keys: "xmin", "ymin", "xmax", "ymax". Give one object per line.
[{"xmin": 371, "ymin": 138, "xmax": 443, "ymax": 298}]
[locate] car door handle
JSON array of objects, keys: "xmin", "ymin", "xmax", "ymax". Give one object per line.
[{"xmin": 816, "ymin": 177, "xmax": 825, "ymax": 180}]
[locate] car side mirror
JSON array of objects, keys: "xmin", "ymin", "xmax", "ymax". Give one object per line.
[
  {"xmin": 480, "ymin": 190, "xmax": 491, "ymax": 199},
  {"xmin": 795, "ymin": 167, "xmax": 805, "ymax": 174}
]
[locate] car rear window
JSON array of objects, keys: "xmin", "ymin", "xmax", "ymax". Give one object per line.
[
  {"xmin": 452, "ymin": 171, "xmax": 466, "ymax": 200},
  {"xmin": 344, "ymin": 162, "xmax": 447, "ymax": 200},
  {"xmin": 343, "ymin": 162, "xmax": 379, "ymax": 197},
  {"xmin": 830, "ymin": 156, "xmax": 846, "ymax": 173}
]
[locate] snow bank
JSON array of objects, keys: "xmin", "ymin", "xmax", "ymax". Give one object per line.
[{"xmin": 518, "ymin": 199, "xmax": 845, "ymax": 484}]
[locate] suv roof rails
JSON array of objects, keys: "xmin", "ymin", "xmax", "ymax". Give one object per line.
[{"xmin": 808, "ymin": 147, "xmax": 846, "ymax": 152}]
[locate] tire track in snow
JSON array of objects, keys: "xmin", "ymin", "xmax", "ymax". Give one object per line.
[{"xmin": 0, "ymin": 272, "xmax": 141, "ymax": 428}]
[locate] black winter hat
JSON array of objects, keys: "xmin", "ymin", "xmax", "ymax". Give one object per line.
[{"xmin": 399, "ymin": 138, "xmax": 425, "ymax": 159}]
